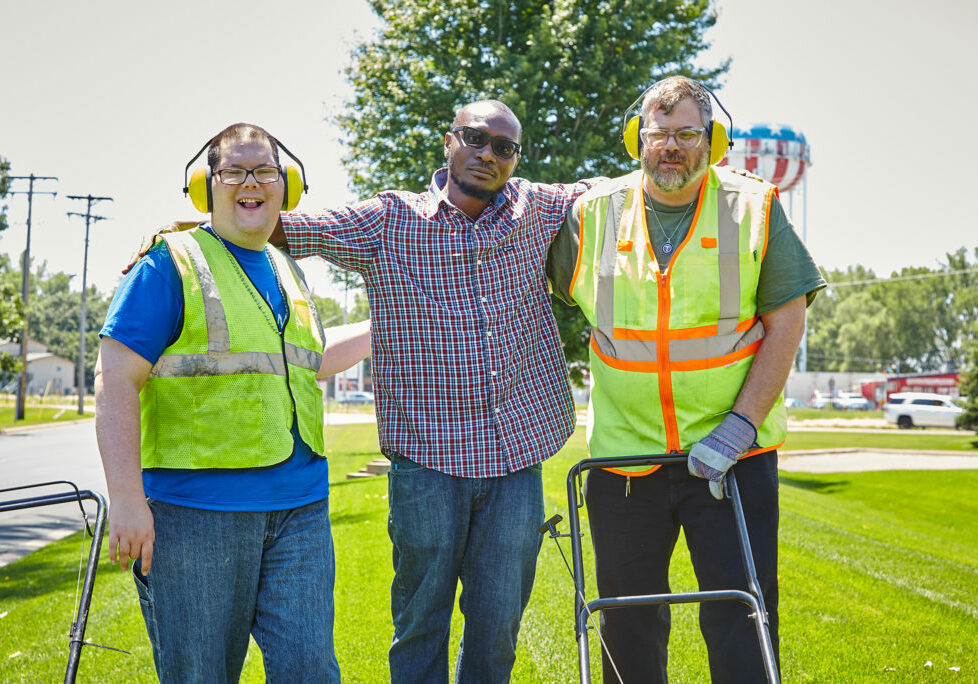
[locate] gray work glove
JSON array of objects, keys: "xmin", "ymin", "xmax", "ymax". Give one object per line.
[{"xmin": 688, "ymin": 411, "xmax": 757, "ymax": 500}]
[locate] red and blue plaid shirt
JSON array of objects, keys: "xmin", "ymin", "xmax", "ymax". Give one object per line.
[{"xmin": 283, "ymin": 168, "xmax": 593, "ymax": 478}]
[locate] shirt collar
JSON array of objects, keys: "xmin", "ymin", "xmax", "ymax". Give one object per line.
[{"xmin": 425, "ymin": 167, "xmax": 511, "ymax": 219}]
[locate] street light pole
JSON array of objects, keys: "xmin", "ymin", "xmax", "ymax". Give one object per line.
[
  {"xmin": 67, "ymin": 194, "xmax": 112, "ymax": 415},
  {"xmin": 8, "ymin": 174, "xmax": 57, "ymax": 420}
]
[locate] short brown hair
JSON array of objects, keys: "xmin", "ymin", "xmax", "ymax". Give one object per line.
[
  {"xmin": 641, "ymin": 76, "xmax": 712, "ymax": 127},
  {"xmin": 206, "ymin": 123, "xmax": 280, "ymax": 172}
]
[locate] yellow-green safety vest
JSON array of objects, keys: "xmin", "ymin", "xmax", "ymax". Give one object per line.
[
  {"xmin": 569, "ymin": 166, "xmax": 787, "ymax": 475},
  {"xmin": 139, "ymin": 227, "xmax": 326, "ymax": 470}
]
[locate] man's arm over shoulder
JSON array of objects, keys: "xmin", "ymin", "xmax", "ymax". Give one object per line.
[
  {"xmin": 318, "ymin": 320, "xmax": 371, "ymax": 378},
  {"xmin": 279, "ymin": 196, "xmax": 387, "ymax": 273},
  {"xmin": 546, "ymin": 192, "xmax": 585, "ymax": 306},
  {"xmin": 520, "ymin": 175, "xmax": 607, "ymax": 233}
]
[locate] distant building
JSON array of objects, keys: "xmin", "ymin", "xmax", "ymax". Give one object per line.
[{"xmin": 0, "ymin": 340, "xmax": 76, "ymax": 395}]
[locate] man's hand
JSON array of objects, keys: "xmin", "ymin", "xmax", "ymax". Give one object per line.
[
  {"xmin": 122, "ymin": 221, "xmax": 198, "ymax": 274},
  {"xmin": 688, "ymin": 411, "xmax": 757, "ymax": 500},
  {"xmin": 107, "ymin": 493, "xmax": 155, "ymax": 573}
]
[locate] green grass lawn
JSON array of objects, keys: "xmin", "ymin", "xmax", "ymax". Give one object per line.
[
  {"xmin": 783, "ymin": 429, "xmax": 978, "ymax": 452},
  {"xmin": 2, "ymin": 426, "xmax": 976, "ymax": 682},
  {"xmin": 0, "ymin": 405, "xmax": 93, "ymax": 430}
]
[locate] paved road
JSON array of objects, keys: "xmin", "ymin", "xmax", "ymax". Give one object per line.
[
  {"xmin": 0, "ymin": 421, "xmax": 106, "ymax": 567},
  {"xmin": 0, "ymin": 414, "xmax": 378, "ymax": 567}
]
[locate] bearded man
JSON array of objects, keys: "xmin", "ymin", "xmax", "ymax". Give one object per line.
[{"xmin": 546, "ymin": 77, "xmax": 825, "ymax": 683}]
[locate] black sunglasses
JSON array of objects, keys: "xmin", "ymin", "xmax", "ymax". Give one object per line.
[{"xmin": 451, "ymin": 126, "xmax": 521, "ymax": 159}]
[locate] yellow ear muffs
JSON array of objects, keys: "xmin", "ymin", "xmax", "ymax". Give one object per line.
[
  {"xmin": 621, "ymin": 79, "xmax": 735, "ymax": 165},
  {"xmin": 709, "ymin": 121, "xmax": 730, "ymax": 165},
  {"xmin": 187, "ymin": 167, "xmax": 212, "ymax": 213},
  {"xmin": 282, "ymin": 165, "xmax": 303, "ymax": 211},
  {"xmin": 623, "ymin": 114, "xmax": 642, "ymax": 160},
  {"xmin": 183, "ymin": 128, "xmax": 309, "ymax": 213}
]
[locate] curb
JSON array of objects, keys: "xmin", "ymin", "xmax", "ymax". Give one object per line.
[{"xmin": 0, "ymin": 417, "xmax": 95, "ymax": 435}]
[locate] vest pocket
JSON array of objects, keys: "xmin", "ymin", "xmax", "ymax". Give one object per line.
[{"xmin": 190, "ymin": 391, "xmax": 267, "ymax": 468}]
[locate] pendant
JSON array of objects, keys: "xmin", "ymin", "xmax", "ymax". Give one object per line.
[{"xmin": 662, "ymin": 240, "xmax": 674, "ymax": 254}]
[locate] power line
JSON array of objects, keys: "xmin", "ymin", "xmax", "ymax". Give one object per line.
[
  {"xmin": 7, "ymin": 173, "xmax": 58, "ymax": 421},
  {"xmin": 826, "ymin": 267, "xmax": 978, "ymax": 288},
  {"xmin": 67, "ymin": 194, "xmax": 113, "ymax": 416}
]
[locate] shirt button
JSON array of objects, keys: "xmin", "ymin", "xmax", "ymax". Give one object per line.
[
  {"xmin": 495, "ymin": 408, "xmax": 501, "ymax": 413},
  {"xmin": 477, "ymin": 259, "xmax": 482, "ymax": 265},
  {"xmin": 491, "ymin": 371, "xmax": 497, "ymax": 376},
  {"xmin": 487, "ymin": 330, "xmax": 493, "ymax": 337},
  {"xmin": 481, "ymin": 296, "xmax": 488, "ymax": 303}
]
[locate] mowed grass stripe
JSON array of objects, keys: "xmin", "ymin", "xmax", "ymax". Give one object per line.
[{"xmin": 1, "ymin": 425, "xmax": 976, "ymax": 682}]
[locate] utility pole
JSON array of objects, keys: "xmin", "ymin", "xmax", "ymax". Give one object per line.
[
  {"xmin": 7, "ymin": 174, "xmax": 58, "ymax": 421},
  {"xmin": 67, "ymin": 194, "xmax": 113, "ymax": 415}
]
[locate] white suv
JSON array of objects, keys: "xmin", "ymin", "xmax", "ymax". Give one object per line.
[{"xmin": 883, "ymin": 392, "xmax": 963, "ymax": 429}]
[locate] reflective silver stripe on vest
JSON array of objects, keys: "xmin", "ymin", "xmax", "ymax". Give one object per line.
[
  {"xmin": 150, "ymin": 351, "xmax": 285, "ymax": 378},
  {"xmin": 592, "ymin": 327, "xmax": 656, "ymax": 363},
  {"xmin": 169, "ymin": 231, "xmax": 232, "ymax": 353},
  {"xmin": 668, "ymin": 320, "xmax": 765, "ymax": 362},
  {"xmin": 278, "ymin": 251, "xmax": 326, "ymax": 347},
  {"xmin": 589, "ymin": 178, "xmax": 764, "ymax": 366},
  {"xmin": 285, "ymin": 342, "xmax": 322, "ymax": 372},
  {"xmin": 716, "ymin": 193, "xmax": 741, "ymax": 336},
  {"xmin": 594, "ymin": 190, "xmax": 627, "ymax": 332}
]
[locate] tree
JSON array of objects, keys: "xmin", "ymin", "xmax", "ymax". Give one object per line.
[
  {"xmin": 0, "ymin": 258, "xmax": 110, "ymax": 392},
  {"xmin": 336, "ymin": 0, "xmax": 727, "ymax": 381},
  {"xmin": 805, "ymin": 251, "xmax": 978, "ymax": 374},
  {"xmin": 0, "ymin": 159, "xmax": 21, "ymax": 381},
  {"xmin": 0, "ymin": 154, "xmax": 10, "ymax": 235},
  {"xmin": 955, "ymin": 339, "xmax": 978, "ymax": 431},
  {"xmin": 30, "ymin": 269, "xmax": 110, "ymax": 392}
]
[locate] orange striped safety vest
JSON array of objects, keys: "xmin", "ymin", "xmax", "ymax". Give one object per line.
[{"xmin": 568, "ymin": 166, "xmax": 786, "ymax": 475}]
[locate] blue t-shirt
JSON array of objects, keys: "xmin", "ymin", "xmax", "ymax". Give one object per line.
[{"xmin": 100, "ymin": 225, "xmax": 328, "ymax": 512}]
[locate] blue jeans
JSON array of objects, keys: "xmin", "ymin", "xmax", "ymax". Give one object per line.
[
  {"xmin": 133, "ymin": 497, "xmax": 340, "ymax": 683},
  {"xmin": 584, "ymin": 452, "xmax": 780, "ymax": 684},
  {"xmin": 386, "ymin": 453, "xmax": 545, "ymax": 684}
]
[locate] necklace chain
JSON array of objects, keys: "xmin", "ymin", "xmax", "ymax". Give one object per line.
[
  {"xmin": 213, "ymin": 233, "xmax": 281, "ymax": 334},
  {"xmin": 648, "ymin": 198, "xmax": 695, "ymax": 255}
]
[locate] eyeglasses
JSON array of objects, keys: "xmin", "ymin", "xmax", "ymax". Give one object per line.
[
  {"xmin": 451, "ymin": 126, "xmax": 521, "ymax": 159},
  {"xmin": 639, "ymin": 127, "xmax": 707, "ymax": 149},
  {"xmin": 215, "ymin": 166, "xmax": 282, "ymax": 185}
]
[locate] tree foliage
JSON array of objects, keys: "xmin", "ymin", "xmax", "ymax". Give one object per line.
[
  {"xmin": 0, "ymin": 160, "xmax": 20, "ymax": 379},
  {"xmin": 0, "ymin": 258, "xmax": 109, "ymax": 392},
  {"xmin": 806, "ymin": 248, "xmax": 978, "ymax": 374},
  {"xmin": 336, "ymin": 0, "xmax": 727, "ymax": 382},
  {"xmin": 0, "ymin": 153, "xmax": 10, "ymax": 235}
]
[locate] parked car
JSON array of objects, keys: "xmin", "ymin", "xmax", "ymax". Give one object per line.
[
  {"xmin": 883, "ymin": 392, "xmax": 963, "ymax": 429},
  {"xmin": 784, "ymin": 397, "xmax": 806, "ymax": 409},
  {"xmin": 338, "ymin": 391, "xmax": 375, "ymax": 404},
  {"xmin": 833, "ymin": 395, "xmax": 875, "ymax": 411}
]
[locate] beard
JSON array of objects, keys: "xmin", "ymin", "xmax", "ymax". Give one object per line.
[
  {"xmin": 644, "ymin": 146, "xmax": 709, "ymax": 193},
  {"xmin": 448, "ymin": 154, "xmax": 498, "ymax": 202}
]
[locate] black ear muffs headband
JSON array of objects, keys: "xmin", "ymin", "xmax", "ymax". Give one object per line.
[
  {"xmin": 621, "ymin": 79, "xmax": 734, "ymax": 165},
  {"xmin": 183, "ymin": 133, "xmax": 308, "ymax": 213}
]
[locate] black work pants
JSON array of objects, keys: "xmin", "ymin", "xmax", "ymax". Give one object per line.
[{"xmin": 583, "ymin": 451, "xmax": 780, "ymax": 684}]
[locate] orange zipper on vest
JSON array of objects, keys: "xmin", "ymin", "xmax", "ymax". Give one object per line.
[{"xmin": 655, "ymin": 268, "xmax": 681, "ymax": 452}]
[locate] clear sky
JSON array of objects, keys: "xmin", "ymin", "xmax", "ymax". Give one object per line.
[{"xmin": 1, "ymin": 0, "xmax": 975, "ymax": 301}]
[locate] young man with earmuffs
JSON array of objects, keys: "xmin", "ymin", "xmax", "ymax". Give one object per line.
[
  {"xmin": 546, "ymin": 76, "xmax": 825, "ymax": 683},
  {"xmin": 95, "ymin": 123, "xmax": 368, "ymax": 682}
]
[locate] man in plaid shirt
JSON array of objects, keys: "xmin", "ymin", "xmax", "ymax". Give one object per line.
[{"xmin": 280, "ymin": 100, "xmax": 593, "ymax": 682}]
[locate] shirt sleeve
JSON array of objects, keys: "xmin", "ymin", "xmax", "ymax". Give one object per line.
[
  {"xmin": 100, "ymin": 243, "xmax": 184, "ymax": 365},
  {"xmin": 546, "ymin": 194, "xmax": 584, "ymax": 307},
  {"xmin": 531, "ymin": 177, "xmax": 604, "ymax": 237},
  {"xmin": 756, "ymin": 197, "xmax": 827, "ymax": 315},
  {"xmin": 280, "ymin": 196, "xmax": 386, "ymax": 274}
]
